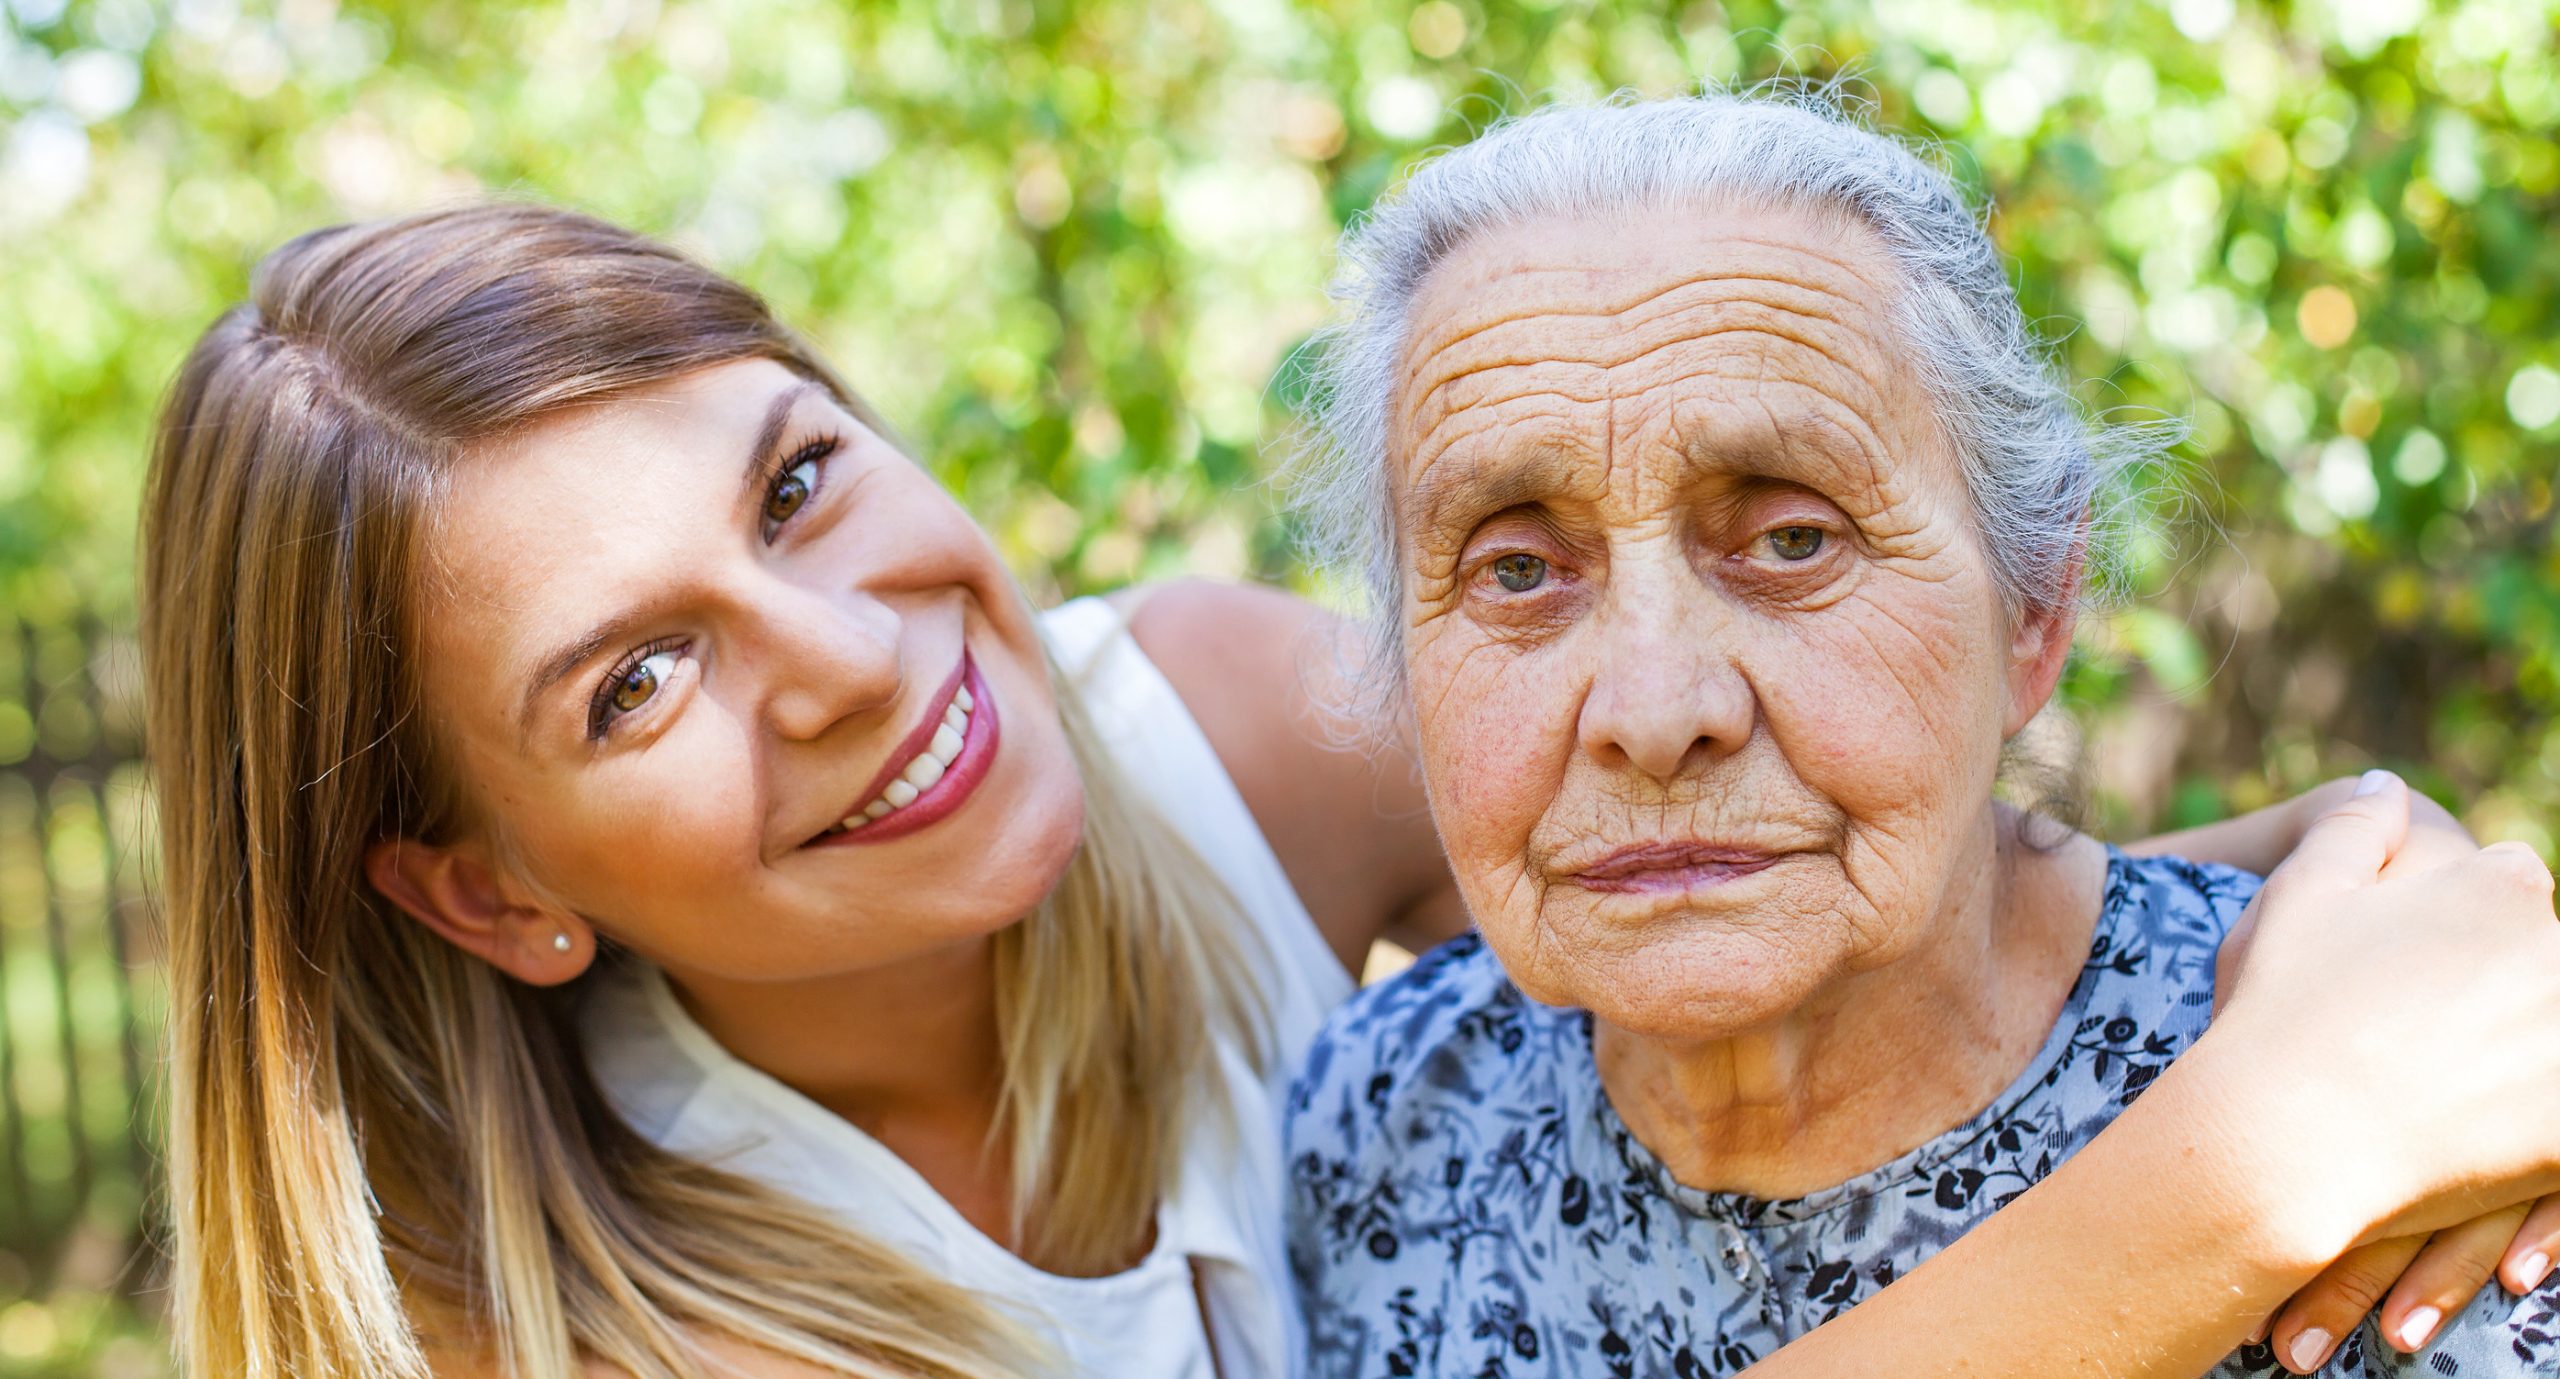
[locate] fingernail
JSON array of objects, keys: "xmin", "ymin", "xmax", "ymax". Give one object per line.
[
  {"xmin": 2246, "ymin": 1312, "xmax": 2271, "ymax": 1344},
  {"xmin": 2288, "ymin": 1326, "xmax": 2333, "ymax": 1370},
  {"xmin": 2521, "ymin": 1251, "xmax": 2552, "ymax": 1290},
  {"xmin": 2353, "ymin": 768, "xmax": 2397, "ymax": 797},
  {"xmin": 2396, "ymin": 1305, "xmax": 2441, "ymax": 1350}
]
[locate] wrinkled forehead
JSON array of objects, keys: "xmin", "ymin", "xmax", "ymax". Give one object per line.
[{"xmin": 1386, "ymin": 200, "xmax": 1949, "ymax": 522}]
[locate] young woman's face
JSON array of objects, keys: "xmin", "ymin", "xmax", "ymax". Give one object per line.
[{"xmin": 409, "ymin": 357, "xmax": 1085, "ymax": 982}]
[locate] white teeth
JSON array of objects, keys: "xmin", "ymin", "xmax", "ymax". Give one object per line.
[
  {"xmin": 824, "ymin": 688, "xmax": 980, "ymax": 835},
  {"xmin": 953, "ymin": 685, "xmax": 973, "ymax": 712}
]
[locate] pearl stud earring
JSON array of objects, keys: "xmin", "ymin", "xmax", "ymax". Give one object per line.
[{"xmin": 551, "ymin": 930, "xmax": 573, "ymax": 954}]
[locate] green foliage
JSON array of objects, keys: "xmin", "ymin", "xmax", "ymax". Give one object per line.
[{"xmin": 0, "ymin": 0, "xmax": 2554, "ymax": 1358}]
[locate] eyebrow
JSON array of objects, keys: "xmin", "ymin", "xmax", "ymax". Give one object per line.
[
  {"xmin": 737, "ymin": 378, "xmax": 820, "ymax": 506},
  {"xmin": 1407, "ymin": 446, "xmax": 1578, "ymax": 539},
  {"xmin": 512, "ymin": 378, "xmax": 820, "ymax": 747}
]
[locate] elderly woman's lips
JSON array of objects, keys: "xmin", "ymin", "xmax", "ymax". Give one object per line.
[{"xmin": 1568, "ymin": 843, "xmax": 1786, "ymax": 894}]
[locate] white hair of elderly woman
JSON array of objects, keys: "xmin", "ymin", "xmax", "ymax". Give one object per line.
[{"xmin": 1289, "ymin": 84, "xmax": 2181, "ymax": 719}]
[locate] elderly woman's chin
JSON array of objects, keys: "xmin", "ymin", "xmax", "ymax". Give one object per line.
[{"xmin": 1491, "ymin": 853, "xmax": 1917, "ymax": 1041}]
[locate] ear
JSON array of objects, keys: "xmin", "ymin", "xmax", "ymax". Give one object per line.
[
  {"xmin": 364, "ymin": 837, "xmax": 595, "ymax": 986},
  {"xmin": 2002, "ymin": 550, "xmax": 2085, "ymax": 738}
]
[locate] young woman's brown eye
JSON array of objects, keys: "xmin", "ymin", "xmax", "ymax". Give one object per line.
[
  {"xmin": 760, "ymin": 439, "xmax": 838, "ymax": 538},
  {"xmin": 612, "ymin": 655, "xmax": 668, "ymax": 712},
  {"xmin": 1493, "ymin": 552, "xmax": 1548, "ymax": 592},
  {"xmin": 587, "ymin": 646, "xmax": 684, "ymax": 738},
  {"xmin": 1767, "ymin": 526, "xmax": 1825, "ymax": 561},
  {"xmin": 764, "ymin": 464, "xmax": 813, "ymax": 525}
]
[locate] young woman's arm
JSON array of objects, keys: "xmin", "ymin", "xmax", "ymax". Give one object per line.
[
  {"xmin": 2123, "ymin": 773, "xmax": 2552, "ymax": 1369},
  {"xmin": 2125, "ymin": 773, "xmax": 2470, "ymax": 873}
]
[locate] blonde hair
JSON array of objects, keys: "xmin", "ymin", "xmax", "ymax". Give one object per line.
[{"xmin": 140, "ymin": 203, "xmax": 1266, "ymax": 1379}]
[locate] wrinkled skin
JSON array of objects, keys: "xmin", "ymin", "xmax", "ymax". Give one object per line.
[{"xmin": 1390, "ymin": 199, "xmax": 2087, "ymax": 1192}]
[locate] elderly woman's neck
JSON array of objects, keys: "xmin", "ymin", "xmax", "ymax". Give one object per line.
[{"xmin": 1593, "ymin": 808, "xmax": 2109, "ymax": 1201}]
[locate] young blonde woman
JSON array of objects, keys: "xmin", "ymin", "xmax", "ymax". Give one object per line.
[{"xmin": 141, "ymin": 203, "xmax": 2560, "ymax": 1379}]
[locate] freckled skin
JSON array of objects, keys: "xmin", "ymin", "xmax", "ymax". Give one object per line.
[
  {"xmin": 420, "ymin": 359, "xmax": 1087, "ymax": 986},
  {"xmin": 1392, "ymin": 202, "xmax": 2094, "ymax": 1194}
]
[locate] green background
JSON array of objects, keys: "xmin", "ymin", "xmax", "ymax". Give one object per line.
[{"xmin": 1, "ymin": 0, "xmax": 2555, "ymax": 1371}]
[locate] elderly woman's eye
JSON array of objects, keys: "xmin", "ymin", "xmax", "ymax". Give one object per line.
[
  {"xmin": 1766, "ymin": 526, "xmax": 1825, "ymax": 561},
  {"xmin": 1492, "ymin": 553, "xmax": 1549, "ymax": 592}
]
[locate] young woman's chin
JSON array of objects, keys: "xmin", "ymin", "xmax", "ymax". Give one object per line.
[{"xmin": 795, "ymin": 650, "xmax": 1091, "ymax": 963}]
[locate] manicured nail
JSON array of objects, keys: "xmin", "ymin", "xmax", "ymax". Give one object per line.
[
  {"xmin": 2520, "ymin": 1251, "xmax": 2552, "ymax": 1291},
  {"xmin": 2396, "ymin": 1305, "xmax": 2441, "ymax": 1350},
  {"xmin": 2353, "ymin": 768, "xmax": 2396, "ymax": 797},
  {"xmin": 2288, "ymin": 1327, "xmax": 2333, "ymax": 1371}
]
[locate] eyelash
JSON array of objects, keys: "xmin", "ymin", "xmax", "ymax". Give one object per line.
[{"xmin": 582, "ymin": 432, "xmax": 844, "ymax": 741}]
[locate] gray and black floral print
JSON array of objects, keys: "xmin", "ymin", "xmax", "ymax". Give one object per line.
[{"xmin": 1285, "ymin": 851, "xmax": 2559, "ymax": 1378}]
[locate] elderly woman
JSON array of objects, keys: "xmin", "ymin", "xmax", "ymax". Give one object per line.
[{"xmin": 1284, "ymin": 94, "xmax": 2560, "ymax": 1378}]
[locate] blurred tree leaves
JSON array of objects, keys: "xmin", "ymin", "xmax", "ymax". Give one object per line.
[{"xmin": 0, "ymin": 0, "xmax": 2553, "ymax": 850}]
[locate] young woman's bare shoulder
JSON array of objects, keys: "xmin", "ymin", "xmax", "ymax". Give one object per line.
[
  {"xmin": 1118, "ymin": 579, "xmax": 1460, "ymax": 969},
  {"xmin": 1116, "ymin": 578, "xmax": 1340, "ymax": 835}
]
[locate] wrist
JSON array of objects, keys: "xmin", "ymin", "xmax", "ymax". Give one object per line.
[{"xmin": 2140, "ymin": 1030, "xmax": 2367, "ymax": 1284}]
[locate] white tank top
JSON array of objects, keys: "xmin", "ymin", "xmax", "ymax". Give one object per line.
[{"xmin": 582, "ymin": 596, "xmax": 1353, "ymax": 1378}]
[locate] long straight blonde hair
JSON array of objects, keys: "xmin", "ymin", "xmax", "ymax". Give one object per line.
[{"xmin": 140, "ymin": 203, "xmax": 1267, "ymax": 1379}]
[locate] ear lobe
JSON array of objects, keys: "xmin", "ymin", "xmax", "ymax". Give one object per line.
[{"xmin": 364, "ymin": 838, "xmax": 593, "ymax": 986}]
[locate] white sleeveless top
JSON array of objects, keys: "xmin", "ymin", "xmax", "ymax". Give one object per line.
[{"xmin": 582, "ymin": 596, "xmax": 1353, "ymax": 1378}]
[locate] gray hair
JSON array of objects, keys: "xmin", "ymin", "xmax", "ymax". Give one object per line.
[{"xmin": 1288, "ymin": 86, "xmax": 2174, "ymax": 717}]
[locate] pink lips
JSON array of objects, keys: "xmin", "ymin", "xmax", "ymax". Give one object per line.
[
  {"xmin": 1568, "ymin": 842, "xmax": 1786, "ymax": 895},
  {"xmin": 807, "ymin": 654, "xmax": 1001, "ymax": 848}
]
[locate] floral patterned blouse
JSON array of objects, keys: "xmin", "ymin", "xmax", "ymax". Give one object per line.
[{"xmin": 1285, "ymin": 851, "xmax": 2560, "ymax": 1378}]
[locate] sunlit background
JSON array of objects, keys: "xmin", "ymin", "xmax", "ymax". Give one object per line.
[{"xmin": 2, "ymin": 0, "xmax": 2556, "ymax": 1370}]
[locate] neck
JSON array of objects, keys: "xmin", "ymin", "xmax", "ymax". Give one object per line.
[
  {"xmin": 668, "ymin": 934, "xmax": 1007, "ymax": 1146},
  {"xmin": 1593, "ymin": 808, "xmax": 2105, "ymax": 1200}
]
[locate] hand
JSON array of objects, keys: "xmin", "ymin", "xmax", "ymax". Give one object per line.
[
  {"xmin": 2258, "ymin": 1197, "xmax": 2560, "ymax": 1372},
  {"xmin": 2210, "ymin": 773, "xmax": 2556, "ymax": 1370},
  {"xmin": 2211, "ymin": 771, "xmax": 2479, "ymax": 1002},
  {"xmin": 2194, "ymin": 771, "xmax": 2560, "ymax": 1354}
]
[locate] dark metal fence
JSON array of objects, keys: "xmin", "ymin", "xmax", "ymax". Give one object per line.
[{"xmin": 0, "ymin": 605, "xmax": 162, "ymax": 1329}]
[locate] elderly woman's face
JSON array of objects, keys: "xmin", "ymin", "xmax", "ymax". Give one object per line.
[{"xmin": 1391, "ymin": 201, "xmax": 2069, "ymax": 1038}]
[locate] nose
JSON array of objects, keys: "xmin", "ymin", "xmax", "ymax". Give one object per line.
[
  {"xmin": 753, "ymin": 583, "xmax": 904, "ymax": 742},
  {"xmin": 1576, "ymin": 574, "xmax": 1755, "ymax": 781}
]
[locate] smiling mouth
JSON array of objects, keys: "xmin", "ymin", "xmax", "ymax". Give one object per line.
[
  {"xmin": 809, "ymin": 653, "xmax": 1001, "ymax": 847},
  {"xmin": 1566, "ymin": 842, "xmax": 1793, "ymax": 895}
]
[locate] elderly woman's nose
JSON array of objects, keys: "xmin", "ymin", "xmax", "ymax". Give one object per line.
[
  {"xmin": 756, "ymin": 585, "xmax": 904, "ymax": 741},
  {"xmin": 1575, "ymin": 612, "xmax": 1756, "ymax": 780}
]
